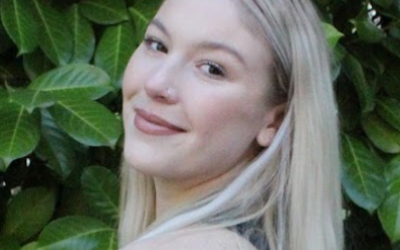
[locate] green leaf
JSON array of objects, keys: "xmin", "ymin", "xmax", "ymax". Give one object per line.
[
  {"xmin": 0, "ymin": 0, "xmax": 38, "ymax": 55},
  {"xmin": 378, "ymin": 156, "xmax": 400, "ymax": 243},
  {"xmin": 387, "ymin": 156, "xmax": 400, "ymax": 182},
  {"xmin": 57, "ymin": 188, "xmax": 90, "ymax": 217},
  {"xmin": 128, "ymin": 0, "xmax": 162, "ymax": 40},
  {"xmin": 341, "ymin": 134, "xmax": 386, "ymax": 212},
  {"xmin": 376, "ymin": 2, "xmax": 400, "ymax": 19},
  {"xmin": 352, "ymin": 15, "xmax": 385, "ymax": 44},
  {"xmin": 95, "ymin": 22, "xmax": 135, "ymax": 88},
  {"xmin": 389, "ymin": 26, "xmax": 400, "ymax": 40},
  {"xmin": 23, "ymin": 49, "xmax": 55, "ymax": 81},
  {"xmin": 32, "ymin": 0, "xmax": 72, "ymax": 65},
  {"xmin": 10, "ymin": 89, "xmax": 55, "ymax": 113},
  {"xmin": 0, "ymin": 237, "xmax": 20, "ymax": 250},
  {"xmin": 29, "ymin": 64, "xmax": 112, "ymax": 100},
  {"xmin": 79, "ymin": 0, "xmax": 128, "ymax": 25},
  {"xmin": 21, "ymin": 242, "xmax": 38, "ymax": 250},
  {"xmin": 376, "ymin": 98, "xmax": 400, "ymax": 132},
  {"xmin": 48, "ymin": 98, "xmax": 122, "ymax": 147},
  {"xmin": 372, "ymin": 0, "xmax": 394, "ymax": 9},
  {"xmin": 350, "ymin": 45, "xmax": 385, "ymax": 75},
  {"xmin": 81, "ymin": 166, "xmax": 119, "ymax": 223},
  {"xmin": 362, "ymin": 113, "xmax": 400, "ymax": 153},
  {"xmin": 0, "ymin": 157, "xmax": 5, "ymax": 171},
  {"xmin": 322, "ymin": 22, "xmax": 343, "ymax": 49},
  {"xmin": 0, "ymin": 101, "xmax": 40, "ymax": 167},
  {"xmin": 342, "ymin": 54, "xmax": 375, "ymax": 113},
  {"xmin": 382, "ymin": 36, "xmax": 400, "ymax": 59},
  {"xmin": 65, "ymin": 4, "xmax": 95, "ymax": 63},
  {"xmin": 381, "ymin": 61, "xmax": 400, "ymax": 100},
  {"xmin": 37, "ymin": 216, "xmax": 117, "ymax": 250},
  {"xmin": 35, "ymin": 110, "xmax": 78, "ymax": 180},
  {"xmin": 2, "ymin": 187, "xmax": 56, "ymax": 243},
  {"xmin": 0, "ymin": 14, "xmax": 15, "ymax": 53}
]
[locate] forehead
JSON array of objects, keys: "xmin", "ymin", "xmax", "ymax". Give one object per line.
[
  {"xmin": 158, "ymin": 0, "xmax": 242, "ymax": 34},
  {"xmin": 155, "ymin": 0, "xmax": 272, "ymax": 69}
]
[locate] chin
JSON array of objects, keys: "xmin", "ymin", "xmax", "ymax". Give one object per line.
[{"xmin": 123, "ymin": 148, "xmax": 173, "ymax": 178}]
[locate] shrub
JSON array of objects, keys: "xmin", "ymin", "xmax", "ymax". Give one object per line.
[{"xmin": 0, "ymin": 0, "xmax": 399, "ymax": 249}]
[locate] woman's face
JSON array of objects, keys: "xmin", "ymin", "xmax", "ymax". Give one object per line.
[{"xmin": 123, "ymin": 0, "xmax": 279, "ymax": 186}]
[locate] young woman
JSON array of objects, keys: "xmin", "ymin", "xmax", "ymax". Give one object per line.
[{"xmin": 119, "ymin": 0, "xmax": 343, "ymax": 249}]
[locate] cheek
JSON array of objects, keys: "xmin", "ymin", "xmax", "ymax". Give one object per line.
[
  {"xmin": 122, "ymin": 50, "xmax": 149, "ymax": 101},
  {"xmin": 186, "ymin": 87, "xmax": 265, "ymax": 139}
]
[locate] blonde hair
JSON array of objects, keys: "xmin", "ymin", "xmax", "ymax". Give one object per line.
[{"xmin": 119, "ymin": 0, "xmax": 343, "ymax": 249}]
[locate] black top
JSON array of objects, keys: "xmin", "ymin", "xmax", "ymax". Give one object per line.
[{"xmin": 230, "ymin": 220, "xmax": 269, "ymax": 250}]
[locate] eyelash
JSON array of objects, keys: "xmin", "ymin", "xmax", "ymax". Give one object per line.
[
  {"xmin": 199, "ymin": 61, "xmax": 226, "ymax": 79},
  {"xmin": 143, "ymin": 36, "xmax": 227, "ymax": 80},
  {"xmin": 143, "ymin": 36, "xmax": 168, "ymax": 53}
]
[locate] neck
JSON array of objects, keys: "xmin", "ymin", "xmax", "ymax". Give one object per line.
[{"xmin": 153, "ymin": 165, "xmax": 242, "ymax": 220}]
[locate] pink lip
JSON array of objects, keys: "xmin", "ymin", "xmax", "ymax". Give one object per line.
[{"xmin": 134, "ymin": 108, "xmax": 185, "ymax": 136}]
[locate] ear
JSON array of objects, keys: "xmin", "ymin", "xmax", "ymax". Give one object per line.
[{"xmin": 256, "ymin": 104, "xmax": 286, "ymax": 147}]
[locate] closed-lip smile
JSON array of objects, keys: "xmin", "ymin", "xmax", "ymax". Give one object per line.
[{"xmin": 134, "ymin": 108, "xmax": 185, "ymax": 135}]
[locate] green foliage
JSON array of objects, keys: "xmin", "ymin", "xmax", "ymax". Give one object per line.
[
  {"xmin": 2, "ymin": 187, "xmax": 56, "ymax": 242},
  {"xmin": 0, "ymin": 0, "xmax": 160, "ymax": 248},
  {"xmin": 0, "ymin": 0, "xmax": 399, "ymax": 249},
  {"xmin": 318, "ymin": 0, "xmax": 400, "ymax": 248}
]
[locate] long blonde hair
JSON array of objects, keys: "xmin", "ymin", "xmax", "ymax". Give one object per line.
[{"xmin": 119, "ymin": 0, "xmax": 343, "ymax": 250}]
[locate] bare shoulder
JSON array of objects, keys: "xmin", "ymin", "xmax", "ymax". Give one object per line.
[{"xmin": 121, "ymin": 228, "xmax": 258, "ymax": 250}]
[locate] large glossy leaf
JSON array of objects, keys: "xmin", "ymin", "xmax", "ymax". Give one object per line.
[
  {"xmin": 95, "ymin": 22, "xmax": 135, "ymax": 88},
  {"xmin": 351, "ymin": 45, "xmax": 385, "ymax": 75},
  {"xmin": 32, "ymin": 0, "xmax": 72, "ymax": 65},
  {"xmin": 362, "ymin": 113, "xmax": 400, "ymax": 153},
  {"xmin": 372, "ymin": 0, "xmax": 394, "ymax": 9},
  {"xmin": 381, "ymin": 62, "xmax": 400, "ymax": 100},
  {"xmin": 79, "ymin": 0, "xmax": 128, "ymax": 25},
  {"xmin": 322, "ymin": 22, "xmax": 344, "ymax": 49},
  {"xmin": 0, "ymin": 0, "xmax": 38, "ymax": 55},
  {"xmin": 129, "ymin": 0, "xmax": 162, "ymax": 40},
  {"xmin": 2, "ymin": 187, "xmax": 56, "ymax": 243},
  {"xmin": 352, "ymin": 7, "xmax": 385, "ymax": 44},
  {"xmin": 376, "ymin": 1, "xmax": 400, "ymax": 19},
  {"xmin": 390, "ymin": 26, "xmax": 400, "ymax": 40},
  {"xmin": 35, "ymin": 110, "xmax": 78, "ymax": 180},
  {"xmin": 378, "ymin": 156, "xmax": 400, "ymax": 243},
  {"xmin": 0, "ymin": 101, "xmax": 40, "ymax": 167},
  {"xmin": 383, "ymin": 36, "xmax": 400, "ymax": 59},
  {"xmin": 37, "ymin": 216, "xmax": 117, "ymax": 250},
  {"xmin": 23, "ymin": 49, "xmax": 55, "ymax": 81},
  {"xmin": 21, "ymin": 242, "xmax": 38, "ymax": 250},
  {"xmin": 341, "ymin": 134, "xmax": 386, "ymax": 212},
  {"xmin": 66, "ymin": 4, "xmax": 95, "ymax": 63},
  {"xmin": 0, "ymin": 237, "xmax": 20, "ymax": 250},
  {"xmin": 29, "ymin": 64, "xmax": 112, "ymax": 100},
  {"xmin": 342, "ymin": 53, "xmax": 375, "ymax": 113},
  {"xmin": 81, "ymin": 166, "xmax": 119, "ymax": 223},
  {"xmin": 10, "ymin": 89, "xmax": 55, "ymax": 113},
  {"xmin": 376, "ymin": 98, "xmax": 400, "ymax": 132},
  {"xmin": 0, "ymin": 158, "xmax": 5, "ymax": 172},
  {"xmin": 0, "ymin": 15, "xmax": 14, "ymax": 53},
  {"xmin": 48, "ymin": 98, "xmax": 122, "ymax": 147}
]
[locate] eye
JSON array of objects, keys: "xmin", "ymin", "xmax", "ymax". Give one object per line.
[
  {"xmin": 144, "ymin": 37, "xmax": 168, "ymax": 53},
  {"xmin": 199, "ymin": 62, "xmax": 225, "ymax": 78}
]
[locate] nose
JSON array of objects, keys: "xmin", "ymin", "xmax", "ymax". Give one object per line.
[{"xmin": 144, "ymin": 61, "xmax": 179, "ymax": 104}]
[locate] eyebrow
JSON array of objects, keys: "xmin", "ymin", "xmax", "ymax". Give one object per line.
[
  {"xmin": 149, "ymin": 18, "xmax": 247, "ymax": 66},
  {"xmin": 196, "ymin": 41, "xmax": 246, "ymax": 65},
  {"xmin": 150, "ymin": 19, "xmax": 170, "ymax": 38}
]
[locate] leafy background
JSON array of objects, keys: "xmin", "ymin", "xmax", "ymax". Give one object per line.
[{"xmin": 0, "ymin": 0, "xmax": 399, "ymax": 249}]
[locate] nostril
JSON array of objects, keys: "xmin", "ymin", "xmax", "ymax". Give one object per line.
[{"xmin": 144, "ymin": 81, "xmax": 178, "ymax": 104}]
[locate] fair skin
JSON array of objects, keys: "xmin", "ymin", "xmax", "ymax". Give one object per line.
[{"xmin": 122, "ymin": 0, "xmax": 281, "ymax": 248}]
